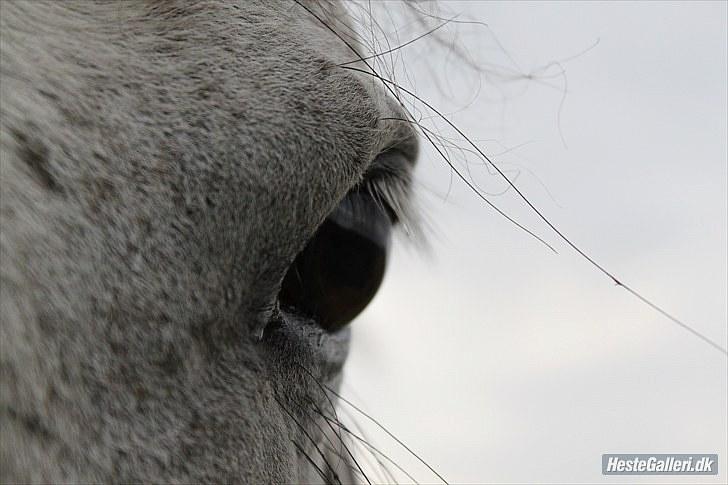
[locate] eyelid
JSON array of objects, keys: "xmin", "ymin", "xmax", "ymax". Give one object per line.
[
  {"xmin": 381, "ymin": 124, "xmax": 419, "ymax": 166},
  {"xmin": 328, "ymin": 191, "xmax": 391, "ymax": 243},
  {"xmin": 366, "ymin": 147, "xmax": 414, "ymax": 182},
  {"xmin": 355, "ymin": 149, "xmax": 414, "ymax": 227},
  {"xmin": 377, "ymin": 94, "xmax": 420, "ymax": 164}
]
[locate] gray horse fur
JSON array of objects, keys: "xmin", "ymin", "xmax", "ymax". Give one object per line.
[{"xmin": 0, "ymin": 1, "xmax": 416, "ymax": 482}]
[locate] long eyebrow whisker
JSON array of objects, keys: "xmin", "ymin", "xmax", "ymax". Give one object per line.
[
  {"xmin": 337, "ymin": 15, "xmax": 457, "ymax": 67},
  {"xmin": 354, "ymin": 70, "xmax": 726, "ymax": 356},
  {"xmin": 385, "ymin": 118, "xmax": 521, "ymax": 197},
  {"xmin": 296, "ymin": 0, "xmax": 727, "ymax": 356},
  {"xmin": 295, "ymin": 1, "xmax": 556, "ymax": 253},
  {"xmin": 398, "ymin": 112, "xmax": 559, "ymax": 252}
]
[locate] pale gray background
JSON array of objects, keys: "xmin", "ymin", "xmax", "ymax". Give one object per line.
[{"xmin": 343, "ymin": 2, "xmax": 727, "ymax": 483}]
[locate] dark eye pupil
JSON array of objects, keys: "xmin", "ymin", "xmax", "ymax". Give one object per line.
[{"xmin": 278, "ymin": 190, "xmax": 391, "ymax": 333}]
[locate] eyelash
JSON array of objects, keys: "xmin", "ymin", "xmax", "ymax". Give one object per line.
[{"xmin": 357, "ymin": 164, "xmax": 414, "ymax": 229}]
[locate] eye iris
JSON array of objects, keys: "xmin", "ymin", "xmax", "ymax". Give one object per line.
[{"xmin": 278, "ymin": 190, "xmax": 391, "ymax": 333}]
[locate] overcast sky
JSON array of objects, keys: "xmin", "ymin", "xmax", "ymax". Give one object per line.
[{"xmin": 343, "ymin": 2, "xmax": 727, "ymax": 483}]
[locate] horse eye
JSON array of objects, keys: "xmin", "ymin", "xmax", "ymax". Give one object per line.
[{"xmin": 278, "ymin": 189, "xmax": 391, "ymax": 333}]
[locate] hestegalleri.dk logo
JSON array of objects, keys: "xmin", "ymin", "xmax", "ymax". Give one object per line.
[{"xmin": 602, "ymin": 454, "xmax": 718, "ymax": 475}]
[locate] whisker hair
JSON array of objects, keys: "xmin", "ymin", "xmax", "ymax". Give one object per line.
[
  {"xmin": 292, "ymin": 439, "xmax": 331, "ymax": 484},
  {"xmin": 274, "ymin": 394, "xmax": 343, "ymax": 485},
  {"xmin": 313, "ymin": 406, "xmax": 420, "ymax": 485},
  {"xmin": 345, "ymin": 67, "xmax": 727, "ymax": 357}
]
